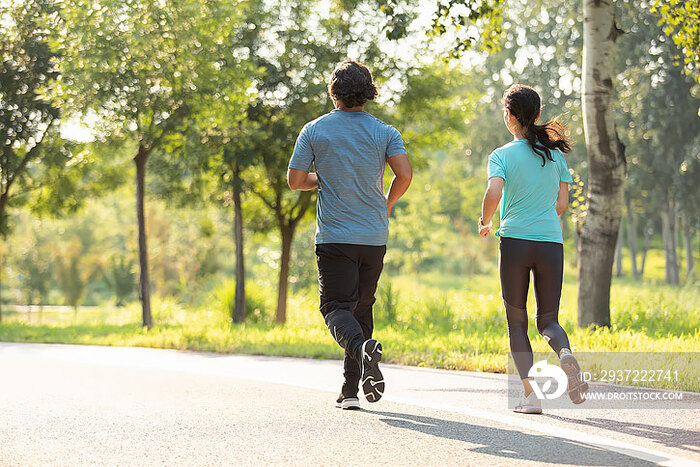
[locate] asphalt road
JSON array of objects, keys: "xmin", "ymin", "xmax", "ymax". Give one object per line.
[{"xmin": 0, "ymin": 343, "xmax": 698, "ymax": 466}]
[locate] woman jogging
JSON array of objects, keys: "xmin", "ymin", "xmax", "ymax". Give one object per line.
[{"xmin": 478, "ymin": 84, "xmax": 588, "ymax": 414}]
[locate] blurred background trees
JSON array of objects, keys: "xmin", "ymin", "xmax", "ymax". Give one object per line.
[{"xmin": 0, "ymin": 0, "xmax": 697, "ymax": 329}]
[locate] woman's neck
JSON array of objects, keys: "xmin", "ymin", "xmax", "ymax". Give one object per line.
[{"xmin": 512, "ymin": 126, "xmax": 528, "ymax": 140}]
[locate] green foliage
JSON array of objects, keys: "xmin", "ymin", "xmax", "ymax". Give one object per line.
[
  {"xmin": 55, "ymin": 0, "xmax": 246, "ymax": 143},
  {"xmin": 651, "ymin": 0, "xmax": 700, "ymax": 81},
  {"xmin": 374, "ymin": 282, "xmax": 399, "ymax": 325},
  {"xmin": 378, "ymin": 0, "xmax": 505, "ymax": 58},
  {"xmin": 53, "ymin": 236, "xmax": 99, "ymax": 310},
  {"xmin": 13, "ymin": 232, "xmax": 52, "ymax": 306},
  {"xmin": 212, "ymin": 279, "xmax": 273, "ymax": 324},
  {"xmin": 103, "ymin": 255, "xmax": 136, "ymax": 307},
  {"xmin": 615, "ymin": 2, "xmax": 700, "ymax": 261},
  {"xmin": 0, "ymin": 0, "xmax": 64, "ymax": 236}
]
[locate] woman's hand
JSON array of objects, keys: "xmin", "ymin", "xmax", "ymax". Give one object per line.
[
  {"xmin": 480, "ymin": 177, "xmax": 503, "ymax": 239},
  {"xmin": 479, "ymin": 225, "xmax": 492, "ymax": 238}
]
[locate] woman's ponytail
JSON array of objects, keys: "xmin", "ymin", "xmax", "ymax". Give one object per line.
[
  {"xmin": 527, "ymin": 118, "xmax": 572, "ymax": 167},
  {"xmin": 503, "ymin": 84, "xmax": 572, "ymax": 167}
]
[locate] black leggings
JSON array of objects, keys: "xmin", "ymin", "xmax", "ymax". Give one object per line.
[{"xmin": 499, "ymin": 237, "xmax": 571, "ymax": 379}]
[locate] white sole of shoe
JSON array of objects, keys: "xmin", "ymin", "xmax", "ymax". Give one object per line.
[
  {"xmin": 560, "ymin": 353, "xmax": 589, "ymax": 405},
  {"xmin": 513, "ymin": 406, "xmax": 543, "ymax": 414},
  {"xmin": 361, "ymin": 339, "xmax": 385, "ymax": 403},
  {"xmin": 336, "ymin": 398, "xmax": 361, "ymax": 410}
]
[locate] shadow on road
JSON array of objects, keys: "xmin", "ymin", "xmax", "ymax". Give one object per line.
[
  {"xmin": 365, "ymin": 410, "xmax": 657, "ymax": 466},
  {"xmin": 541, "ymin": 414, "xmax": 700, "ymax": 454}
]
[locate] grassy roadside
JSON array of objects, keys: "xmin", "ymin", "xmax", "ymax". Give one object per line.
[{"xmin": 1, "ymin": 273, "xmax": 698, "ymax": 391}]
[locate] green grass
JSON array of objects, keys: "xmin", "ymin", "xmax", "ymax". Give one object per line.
[{"xmin": 1, "ymin": 271, "xmax": 698, "ymax": 391}]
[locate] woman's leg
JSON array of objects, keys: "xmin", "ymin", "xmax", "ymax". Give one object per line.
[
  {"xmin": 531, "ymin": 242, "xmax": 570, "ymax": 354},
  {"xmin": 499, "ymin": 238, "xmax": 534, "ymax": 388}
]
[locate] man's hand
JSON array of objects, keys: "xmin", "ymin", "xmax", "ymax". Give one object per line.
[{"xmin": 387, "ymin": 198, "xmax": 393, "ymax": 217}]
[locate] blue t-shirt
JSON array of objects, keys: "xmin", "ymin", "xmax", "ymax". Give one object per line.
[
  {"xmin": 487, "ymin": 139, "xmax": 573, "ymax": 244},
  {"xmin": 288, "ymin": 109, "xmax": 406, "ymax": 246}
]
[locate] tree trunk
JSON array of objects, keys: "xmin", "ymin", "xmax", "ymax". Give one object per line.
[
  {"xmin": 232, "ymin": 161, "xmax": 246, "ymax": 324},
  {"xmin": 661, "ymin": 196, "xmax": 680, "ymax": 285},
  {"xmin": 640, "ymin": 223, "xmax": 652, "ymax": 279},
  {"xmin": 625, "ymin": 194, "xmax": 639, "ymax": 279},
  {"xmin": 0, "ymin": 194, "xmax": 5, "ymax": 324},
  {"xmin": 578, "ymin": 0, "xmax": 626, "ymax": 328},
  {"xmin": 276, "ymin": 224, "xmax": 294, "ymax": 324},
  {"xmin": 683, "ymin": 218, "xmax": 695, "ymax": 283},
  {"xmin": 134, "ymin": 145, "xmax": 153, "ymax": 329},
  {"xmin": 614, "ymin": 220, "xmax": 624, "ymax": 277}
]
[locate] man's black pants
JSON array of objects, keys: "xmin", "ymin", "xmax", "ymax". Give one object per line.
[{"xmin": 316, "ymin": 243, "xmax": 386, "ymax": 398}]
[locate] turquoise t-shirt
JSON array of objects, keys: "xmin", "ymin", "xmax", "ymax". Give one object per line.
[{"xmin": 487, "ymin": 139, "xmax": 573, "ymax": 244}]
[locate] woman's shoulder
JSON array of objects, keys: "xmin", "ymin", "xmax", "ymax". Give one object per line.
[
  {"xmin": 496, "ymin": 139, "xmax": 524, "ymax": 151},
  {"xmin": 490, "ymin": 139, "xmax": 528, "ymax": 159}
]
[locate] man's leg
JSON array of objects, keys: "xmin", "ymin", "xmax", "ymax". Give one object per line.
[
  {"xmin": 342, "ymin": 245, "xmax": 386, "ymax": 398},
  {"xmin": 316, "ymin": 243, "xmax": 365, "ymax": 362}
]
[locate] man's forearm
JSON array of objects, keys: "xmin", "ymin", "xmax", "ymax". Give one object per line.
[{"xmin": 386, "ymin": 175, "xmax": 411, "ymax": 208}]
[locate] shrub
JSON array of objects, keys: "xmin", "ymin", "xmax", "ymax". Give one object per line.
[
  {"xmin": 212, "ymin": 279, "xmax": 273, "ymax": 324},
  {"xmin": 375, "ymin": 282, "xmax": 399, "ymax": 325}
]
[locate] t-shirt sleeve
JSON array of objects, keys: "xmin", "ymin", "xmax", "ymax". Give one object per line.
[
  {"xmin": 558, "ymin": 153, "xmax": 574, "ymax": 183},
  {"xmin": 385, "ymin": 126, "xmax": 406, "ymax": 159},
  {"xmin": 288, "ymin": 125, "xmax": 314, "ymax": 171},
  {"xmin": 487, "ymin": 150, "xmax": 506, "ymax": 179}
]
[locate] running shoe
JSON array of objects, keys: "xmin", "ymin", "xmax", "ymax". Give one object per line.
[
  {"xmin": 360, "ymin": 339, "xmax": 384, "ymax": 403},
  {"xmin": 513, "ymin": 391, "xmax": 542, "ymax": 414},
  {"xmin": 560, "ymin": 352, "xmax": 588, "ymax": 405},
  {"xmin": 335, "ymin": 394, "xmax": 361, "ymax": 410}
]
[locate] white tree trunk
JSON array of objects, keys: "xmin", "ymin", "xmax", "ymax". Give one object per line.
[
  {"xmin": 614, "ymin": 221, "xmax": 624, "ymax": 277},
  {"xmin": 625, "ymin": 193, "xmax": 639, "ymax": 279},
  {"xmin": 661, "ymin": 196, "xmax": 680, "ymax": 285},
  {"xmin": 578, "ymin": 0, "xmax": 626, "ymax": 328},
  {"xmin": 683, "ymin": 219, "xmax": 695, "ymax": 283}
]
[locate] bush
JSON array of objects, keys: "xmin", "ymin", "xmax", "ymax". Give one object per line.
[
  {"xmin": 212, "ymin": 279, "xmax": 273, "ymax": 324},
  {"xmin": 374, "ymin": 282, "xmax": 399, "ymax": 325}
]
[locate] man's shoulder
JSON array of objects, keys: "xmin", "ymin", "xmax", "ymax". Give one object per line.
[
  {"xmin": 364, "ymin": 112, "xmax": 399, "ymax": 133},
  {"xmin": 302, "ymin": 112, "xmax": 335, "ymax": 131}
]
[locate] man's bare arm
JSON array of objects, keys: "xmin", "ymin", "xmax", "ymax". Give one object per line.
[
  {"xmin": 386, "ymin": 154, "xmax": 412, "ymax": 216},
  {"xmin": 287, "ymin": 168, "xmax": 318, "ymax": 191}
]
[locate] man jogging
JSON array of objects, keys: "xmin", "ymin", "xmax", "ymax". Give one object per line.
[{"xmin": 287, "ymin": 60, "xmax": 412, "ymax": 410}]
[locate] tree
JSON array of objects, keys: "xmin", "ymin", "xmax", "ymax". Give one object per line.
[
  {"xmin": 56, "ymin": 0, "xmax": 247, "ymax": 328},
  {"xmin": 574, "ymin": 1, "xmax": 627, "ymax": 327},
  {"xmin": 378, "ymin": 0, "xmax": 627, "ymax": 327},
  {"xmin": 245, "ymin": 104, "xmax": 317, "ymax": 324},
  {"xmin": 14, "ymin": 231, "xmax": 52, "ymax": 311},
  {"xmin": 0, "ymin": 0, "xmax": 60, "ymax": 236},
  {"xmin": 0, "ymin": 0, "xmax": 80, "ymax": 323},
  {"xmin": 616, "ymin": 1, "xmax": 700, "ymax": 285},
  {"xmin": 53, "ymin": 236, "xmax": 98, "ymax": 313},
  {"xmin": 103, "ymin": 255, "xmax": 136, "ymax": 307},
  {"xmin": 145, "ymin": 1, "xmax": 263, "ymax": 322}
]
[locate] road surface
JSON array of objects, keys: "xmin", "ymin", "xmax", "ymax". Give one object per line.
[{"xmin": 0, "ymin": 343, "xmax": 698, "ymax": 466}]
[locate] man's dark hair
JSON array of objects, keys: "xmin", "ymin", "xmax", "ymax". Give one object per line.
[{"xmin": 328, "ymin": 60, "xmax": 378, "ymax": 108}]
